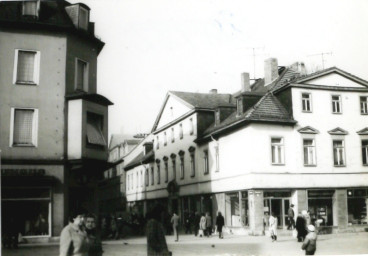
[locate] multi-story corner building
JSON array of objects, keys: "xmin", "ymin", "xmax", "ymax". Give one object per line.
[
  {"xmin": 125, "ymin": 58, "xmax": 368, "ymax": 235},
  {"xmin": 0, "ymin": 0, "xmax": 112, "ymax": 241}
]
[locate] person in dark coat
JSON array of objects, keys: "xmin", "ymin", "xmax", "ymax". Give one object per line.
[
  {"xmin": 302, "ymin": 225, "xmax": 318, "ymax": 255},
  {"xmin": 146, "ymin": 205, "xmax": 171, "ymax": 256},
  {"xmin": 287, "ymin": 204, "xmax": 295, "ymax": 230},
  {"xmin": 84, "ymin": 213, "xmax": 103, "ymax": 256},
  {"xmin": 215, "ymin": 212, "xmax": 225, "ymax": 239},
  {"xmin": 296, "ymin": 212, "xmax": 308, "ymax": 242},
  {"xmin": 194, "ymin": 212, "xmax": 201, "ymax": 237}
]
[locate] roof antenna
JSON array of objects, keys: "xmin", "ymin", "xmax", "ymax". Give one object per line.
[
  {"xmin": 307, "ymin": 52, "xmax": 333, "ymax": 70},
  {"xmin": 245, "ymin": 46, "xmax": 265, "ymax": 79}
]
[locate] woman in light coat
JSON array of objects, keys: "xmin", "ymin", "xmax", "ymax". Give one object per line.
[
  {"xmin": 199, "ymin": 213, "xmax": 206, "ymax": 237},
  {"xmin": 269, "ymin": 212, "xmax": 278, "ymax": 242}
]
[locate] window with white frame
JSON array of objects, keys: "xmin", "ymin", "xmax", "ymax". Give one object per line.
[
  {"xmin": 271, "ymin": 138, "xmax": 284, "ymax": 164},
  {"xmin": 362, "ymin": 140, "xmax": 368, "ymax": 166},
  {"xmin": 332, "ymin": 95, "xmax": 342, "ymax": 114},
  {"xmin": 140, "ymin": 170, "xmax": 143, "ymax": 187},
  {"xmin": 204, "ymin": 150, "xmax": 209, "ymax": 174},
  {"xmin": 171, "ymin": 156, "xmax": 176, "ymax": 180},
  {"xmin": 136, "ymin": 172, "xmax": 139, "ymax": 188},
  {"xmin": 215, "ymin": 145, "xmax": 219, "ymax": 172},
  {"xmin": 14, "ymin": 50, "xmax": 40, "ymax": 85},
  {"xmin": 10, "ymin": 108, "xmax": 38, "ymax": 147},
  {"xmin": 302, "ymin": 93, "xmax": 312, "ymax": 112},
  {"xmin": 190, "ymin": 150, "xmax": 195, "ymax": 177},
  {"xmin": 179, "ymin": 123, "xmax": 183, "ymax": 139},
  {"xmin": 164, "ymin": 158, "xmax": 168, "ymax": 183},
  {"xmin": 333, "ymin": 140, "xmax": 345, "ymax": 166},
  {"xmin": 156, "ymin": 162, "xmax": 161, "ymax": 184},
  {"xmin": 22, "ymin": 1, "xmax": 39, "ymax": 16},
  {"xmin": 360, "ymin": 96, "xmax": 368, "ymax": 115},
  {"xmin": 303, "ymin": 139, "xmax": 316, "ymax": 166},
  {"xmin": 156, "ymin": 136, "xmax": 159, "ymax": 149},
  {"xmin": 164, "ymin": 132, "xmax": 167, "ymax": 146},
  {"xmin": 145, "ymin": 169, "xmax": 149, "ymax": 186},
  {"xmin": 171, "ymin": 127, "xmax": 175, "ymax": 143},
  {"xmin": 75, "ymin": 58, "xmax": 88, "ymax": 91},
  {"xmin": 86, "ymin": 112, "xmax": 106, "ymax": 147},
  {"xmin": 151, "ymin": 167, "xmax": 154, "ymax": 185},
  {"xmin": 189, "ymin": 118, "xmax": 194, "ymax": 135},
  {"xmin": 179, "ymin": 153, "xmax": 185, "ymax": 179}
]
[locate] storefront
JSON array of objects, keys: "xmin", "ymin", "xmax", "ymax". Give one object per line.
[
  {"xmin": 263, "ymin": 190, "xmax": 292, "ymax": 229},
  {"xmin": 307, "ymin": 190, "xmax": 334, "ymax": 226},
  {"xmin": 347, "ymin": 188, "xmax": 368, "ymax": 225}
]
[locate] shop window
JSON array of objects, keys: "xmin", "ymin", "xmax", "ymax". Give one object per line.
[
  {"xmin": 303, "ymin": 139, "xmax": 316, "ymax": 166},
  {"xmin": 333, "ymin": 140, "xmax": 345, "ymax": 166},
  {"xmin": 332, "ymin": 95, "xmax": 342, "ymax": 114},
  {"xmin": 362, "ymin": 140, "xmax": 368, "ymax": 165},
  {"xmin": 2, "ymin": 188, "xmax": 50, "ymax": 236},
  {"xmin": 271, "ymin": 137, "xmax": 284, "ymax": 165},
  {"xmin": 10, "ymin": 108, "xmax": 38, "ymax": 147},
  {"xmin": 86, "ymin": 112, "xmax": 106, "ymax": 147},
  {"xmin": 225, "ymin": 193, "xmax": 241, "ymax": 227},
  {"xmin": 347, "ymin": 189, "xmax": 368, "ymax": 225},
  {"xmin": 360, "ymin": 96, "xmax": 368, "ymax": 115},
  {"xmin": 302, "ymin": 93, "xmax": 312, "ymax": 112},
  {"xmin": 75, "ymin": 58, "xmax": 89, "ymax": 91},
  {"xmin": 308, "ymin": 190, "xmax": 334, "ymax": 226},
  {"xmin": 14, "ymin": 49, "xmax": 40, "ymax": 85}
]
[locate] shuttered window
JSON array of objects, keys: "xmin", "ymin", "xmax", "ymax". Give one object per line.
[
  {"xmin": 16, "ymin": 51, "xmax": 37, "ymax": 84},
  {"xmin": 86, "ymin": 112, "xmax": 106, "ymax": 146},
  {"xmin": 13, "ymin": 109, "xmax": 34, "ymax": 145}
]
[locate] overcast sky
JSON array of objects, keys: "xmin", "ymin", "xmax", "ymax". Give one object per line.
[{"xmin": 70, "ymin": 0, "xmax": 368, "ymax": 138}]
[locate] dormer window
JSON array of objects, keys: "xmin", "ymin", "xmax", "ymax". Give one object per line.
[
  {"xmin": 79, "ymin": 7, "xmax": 89, "ymax": 30},
  {"xmin": 65, "ymin": 4, "xmax": 90, "ymax": 31},
  {"xmin": 22, "ymin": 1, "xmax": 39, "ymax": 17},
  {"xmin": 237, "ymin": 98, "xmax": 242, "ymax": 115},
  {"xmin": 215, "ymin": 110, "xmax": 220, "ymax": 126}
]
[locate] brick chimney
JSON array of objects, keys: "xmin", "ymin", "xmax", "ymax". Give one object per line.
[
  {"xmin": 241, "ymin": 72, "xmax": 250, "ymax": 92},
  {"xmin": 264, "ymin": 58, "xmax": 278, "ymax": 86}
]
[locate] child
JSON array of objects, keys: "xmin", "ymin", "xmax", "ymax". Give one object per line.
[{"xmin": 302, "ymin": 225, "xmax": 317, "ymax": 255}]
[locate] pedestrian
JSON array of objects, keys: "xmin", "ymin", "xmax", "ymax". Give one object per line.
[
  {"xmin": 263, "ymin": 212, "xmax": 269, "ymax": 235},
  {"xmin": 287, "ymin": 204, "xmax": 295, "ymax": 230},
  {"xmin": 171, "ymin": 212, "xmax": 180, "ymax": 242},
  {"xmin": 84, "ymin": 213, "xmax": 103, "ymax": 256},
  {"xmin": 194, "ymin": 212, "xmax": 201, "ymax": 236},
  {"xmin": 215, "ymin": 212, "xmax": 225, "ymax": 239},
  {"xmin": 301, "ymin": 225, "xmax": 318, "ymax": 255},
  {"xmin": 205, "ymin": 212, "xmax": 212, "ymax": 237},
  {"xmin": 59, "ymin": 209, "xmax": 90, "ymax": 256},
  {"xmin": 109, "ymin": 215, "xmax": 117, "ymax": 239},
  {"xmin": 199, "ymin": 213, "xmax": 206, "ymax": 237},
  {"xmin": 296, "ymin": 212, "xmax": 307, "ymax": 242},
  {"xmin": 146, "ymin": 205, "xmax": 171, "ymax": 256},
  {"xmin": 269, "ymin": 212, "xmax": 278, "ymax": 242}
]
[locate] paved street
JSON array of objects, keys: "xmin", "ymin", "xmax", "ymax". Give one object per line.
[{"xmin": 2, "ymin": 232, "xmax": 368, "ymax": 256}]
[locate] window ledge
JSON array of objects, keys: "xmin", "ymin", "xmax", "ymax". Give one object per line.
[
  {"xmin": 15, "ymin": 81, "xmax": 37, "ymax": 86},
  {"xmin": 332, "ymin": 112, "xmax": 342, "ymax": 115},
  {"xmin": 271, "ymin": 163, "xmax": 285, "ymax": 166},
  {"xmin": 12, "ymin": 144, "xmax": 36, "ymax": 147},
  {"xmin": 302, "ymin": 111, "xmax": 312, "ymax": 113},
  {"xmin": 304, "ymin": 165, "xmax": 317, "ymax": 167},
  {"xmin": 333, "ymin": 165, "xmax": 346, "ymax": 167}
]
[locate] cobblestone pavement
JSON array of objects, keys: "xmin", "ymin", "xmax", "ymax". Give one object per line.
[{"xmin": 2, "ymin": 232, "xmax": 368, "ymax": 256}]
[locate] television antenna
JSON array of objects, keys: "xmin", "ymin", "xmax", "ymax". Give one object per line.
[{"xmin": 307, "ymin": 52, "xmax": 333, "ymax": 70}]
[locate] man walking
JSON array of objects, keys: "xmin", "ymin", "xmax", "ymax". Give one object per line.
[
  {"xmin": 171, "ymin": 212, "xmax": 180, "ymax": 242},
  {"xmin": 215, "ymin": 212, "xmax": 225, "ymax": 239},
  {"xmin": 287, "ymin": 204, "xmax": 295, "ymax": 230}
]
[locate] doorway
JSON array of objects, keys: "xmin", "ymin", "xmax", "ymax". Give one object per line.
[{"xmin": 264, "ymin": 198, "xmax": 290, "ymax": 229}]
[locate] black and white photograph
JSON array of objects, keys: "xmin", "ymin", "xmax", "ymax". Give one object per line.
[{"xmin": 0, "ymin": 0, "xmax": 368, "ymax": 255}]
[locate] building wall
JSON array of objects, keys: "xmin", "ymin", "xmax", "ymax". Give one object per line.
[{"xmin": 0, "ymin": 30, "xmax": 66, "ymax": 160}]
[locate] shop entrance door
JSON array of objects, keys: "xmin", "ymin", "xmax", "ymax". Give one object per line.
[{"xmin": 264, "ymin": 198, "xmax": 290, "ymax": 229}]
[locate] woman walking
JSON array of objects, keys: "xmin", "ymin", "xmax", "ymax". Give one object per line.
[
  {"xmin": 199, "ymin": 213, "xmax": 206, "ymax": 237},
  {"xmin": 269, "ymin": 212, "xmax": 278, "ymax": 242},
  {"xmin": 59, "ymin": 210, "xmax": 90, "ymax": 256}
]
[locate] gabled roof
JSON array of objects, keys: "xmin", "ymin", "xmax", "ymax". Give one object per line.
[
  {"xmin": 170, "ymin": 91, "xmax": 235, "ymax": 109},
  {"xmin": 109, "ymin": 134, "xmax": 138, "ymax": 150},
  {"xmin": 200, "ymin": 93, "xmax": 295, "ymax": 140}
]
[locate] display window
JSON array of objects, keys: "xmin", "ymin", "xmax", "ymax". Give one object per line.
[
  {"xmin": 2, "ymin": 187, "xmax": 51, "ymax": 237},
  {"xmin": 308, "ymin": 190, "xmax": 334, "ymax": 226},
  {"xmin": 347, "ymin": 189, "xmax": 368, "ymax": 225}
]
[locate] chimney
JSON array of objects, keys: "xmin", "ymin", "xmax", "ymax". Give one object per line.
[
  {"xmin": 241, "ymin": 72, "xmax": 250, "ymax": 93},
  {"xmin": 264, "ymin": 58, "xmax": 278, "ymax": 86},
  {"xmin": 290, "ymin": 62, "xmax": 307, "ymax": 75},
  {"xmin": 209, "ymin": 89, "xmax": 218, "ymax": 94}
]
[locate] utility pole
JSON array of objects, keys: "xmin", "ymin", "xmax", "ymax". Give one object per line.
[{"xmin": 307, "ymin": 52, "xmax": 333, "ymax": 70}]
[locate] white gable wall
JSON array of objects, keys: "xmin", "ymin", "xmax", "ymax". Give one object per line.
[
  {"xmin": 304, "ymin": 73, "xmax": 368, "ymax": 88},
  {"xmin": 156, "ymin": 95, "xmax": 192, "ymax": 130}
]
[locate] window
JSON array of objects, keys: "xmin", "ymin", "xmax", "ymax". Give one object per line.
[
  {"xmin": 75, "ymin": 58, "xmax": 88, "ymax": 91},
  {"xmin": 204, "ymin": 150, "xmax": 209, "ymax": 174},
  {"xmin": 271, "ymin": 138, "xmax": 284, "ymax": 164},
  {"xmin": 164, "ymin": 159, "xmax": 169, "ymax": 183},
  {"xmin": 362, "ymin": 140, "xmax": 368, "ymax": 165},
  {"xmin": 360, "ymin": 96, "xmax": 368, "ymax": 115},
  {"xmin": 171, "ymin": 127, "xmax": 175, "ymax": 143},
  {"xmin": 156, "ymin": 136, "xmax": 159, "ymax": 149},
  {"xmin": 333, "ymin": 140, "xmax": 345, "ymax": 166},
  {"xmin": 302, "ymin": 93, "xmax": 312, "ymax": 112},
  {"xmin": 79, "ymin": 7, "xmax": 89, "ymax": 30},
  {"xmin": 332, "ymin": 95, "xmax": 342, "ymax": 114},
  {"xmin": 190, "ymin": 151, "xmax": 195, "ymax": 177},
  {"xmin": 189, "ymin": 118, "xmax": 194, "ymax": 135},
  {"xmin": 22, "ymin": 1, "xmax": 38, "ymax": 16},
  {"xmin": 151, "ymin": 167, "xmax": 154, "ymax": 185},
  {"xmin": 303, "ymin": 139, "xmax": 316, "ymax": 166},
  {"xmin": 171, "ymin": 155, "xmax": 176, "ymax": 180},
  {"xmin": 86, "ymin": 112, "xmax": 106, "ymax": 147},
  {"xmin": 145, "ymin": 169, "xmax": 149, "ymax": 186},
  {"xmin": 164, "ymin": 132, "xmax": 167, "ymax": 146},
  {"xmin": 136, "ymin": 172, "xmax": 138, "ymax": 188},
  {"xmin": 180, "ymin": 155, "xmax": 185, "ymax": 179},
  {"xmin": 14, "ymin": 50, "xmax": 40, "ymax": 85},
  {"xmin": 179, "ymin": 123, "xmax": 183, "ymax": 139},
  {"xmin": 215, "ymin": 145, "xmax": 219, "ymax": 172},
  {"xmin": 237, "ymin": 98, "xmax": 242, "ymax": 115},
  {"xmin": 347, "ymin": 189, "xmax": 368, "ymax": 225},
  {"xmin": 141, "ymin": 170, "xmax": 143, "ymax": 187},
  {"xmin": 157, "ymin": 163, "xmax": 161, "ymax": 184},
  {"xmin": 10, "ymin": 108, "xmax": 38, "ymax": 147}
]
